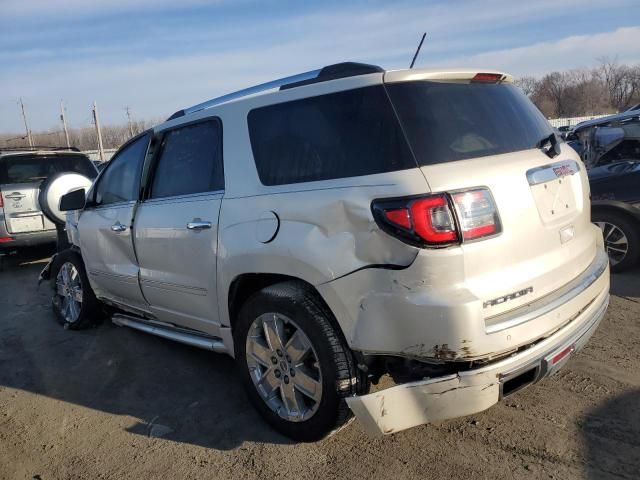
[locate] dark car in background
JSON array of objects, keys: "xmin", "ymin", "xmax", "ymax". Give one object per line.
[
  {"xmin": 0, "ymin": 147, "xmax": 97, "ymax": 257},
  {"xmin": 565, "ymin": 109, "xmax": 640, "ymax": 271},
  {"xmin": 568, "ymin": 109, "xmax": 640, "ymax": 169},
  {"xmin": 588, "ymin": 160, "xmax": 640, "ymax": 271}
]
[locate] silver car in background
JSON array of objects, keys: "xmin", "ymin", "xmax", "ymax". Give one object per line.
[{"xmin": 0, "ymin": 148, "xmax": 97, "ymax": 255}]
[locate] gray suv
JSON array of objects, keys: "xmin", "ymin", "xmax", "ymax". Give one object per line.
[
  {"xmin": 0, "ymin": 147, "xmax": 96, "ymax": 255},
  {"xmin": 41, "ymin": 62, "xmax": 609, "ymax": 441}
]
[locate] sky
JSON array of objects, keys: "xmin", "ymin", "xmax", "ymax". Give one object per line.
[{"xmin": 1, "ymin": 0, "xmax": 640, "ymax": 133}]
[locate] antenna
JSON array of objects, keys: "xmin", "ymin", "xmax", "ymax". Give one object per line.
[{"xmin": 409, "ymin": 32, "xmax": 426, "ymax": 69}]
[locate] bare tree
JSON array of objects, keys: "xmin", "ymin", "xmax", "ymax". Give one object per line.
[
  {"xmin": 514, "ymin": 76, "xmax": 538, "ymax": 97},
  {"xmin": 536, "ymin": 72, "xmax": 576, "ymax": 117},
  {"xmin": 598, "ymin": 57, "xmax": 640, "ymax": 111},
  {"xmin": 1, "ymin": 117, "xmax": 160, "ymax": 151},
  {"xmin": 566, "ymin": 68, "xmax": 612, "ymax": 115}
]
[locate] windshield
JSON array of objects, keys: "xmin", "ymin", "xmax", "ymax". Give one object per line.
[
  {"xmin": 0, "ymin": 154, "xmax": 97, "ymax": 184},
  {"xmin": 386, "ymin": 81, "xmax": 554, "ymax": 165}
]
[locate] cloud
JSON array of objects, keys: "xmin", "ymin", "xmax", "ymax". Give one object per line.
[
  {"xmin": 1, "ymin": 1, "xmax": 639, "ymax": 132},
  {"xmin": 437, "ymin": 26, "xmax": 640, "ymax": 77},
  {"xmin": 0, "ymin": 0, "xmax": 215, "ymax": 18}
]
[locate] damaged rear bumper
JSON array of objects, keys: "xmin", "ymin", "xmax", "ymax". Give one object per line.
[{"xmin": 346, "ymin": 284, "xmax": 609, "ymax": 435}]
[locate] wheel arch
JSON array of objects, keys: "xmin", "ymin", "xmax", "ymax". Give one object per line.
[
  {"xmin": 224, "ymin": 271, "xmax": 364, "ymax": 369},
  {"xmin": 591, "ymin": 200, "xmax": 640, "ymax": 226},
  {"xmin": 227, "ymin": 273, "xmax": 339, "ymax": 335}
]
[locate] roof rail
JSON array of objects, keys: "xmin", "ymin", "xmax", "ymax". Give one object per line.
[
  {"xmin": 166, "ymin": 62, "xmax": 383, "ymax": 121},
  {"xmin": 0, "ymin": 146, "xmax": 80, "ymax": 153}
]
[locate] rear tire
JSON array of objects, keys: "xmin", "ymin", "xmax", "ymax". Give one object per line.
[
  {"xmin": 593, "ymin": 210, "xmax": 640, "ymax": 272},
  {"xmin": 234, "ymin": 280, "xmax": 367, "ymax": 441},
  {"xmin": 50, "ymin": 249, "xmax": 102, "ymax": 329}
]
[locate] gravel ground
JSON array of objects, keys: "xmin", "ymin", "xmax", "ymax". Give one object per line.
[{"xmin": 1, "ymin": 246, "xmax": 638, "ymax": 480}]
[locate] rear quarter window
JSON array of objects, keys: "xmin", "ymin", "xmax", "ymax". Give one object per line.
[{"xmin": 247, "ymin": 85, "xmax": 415, "ymax": 186}]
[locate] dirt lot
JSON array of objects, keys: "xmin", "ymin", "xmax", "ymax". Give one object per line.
[{"xmin": 0, "ymin": 247, "xmax": 638, "ymax": 480}]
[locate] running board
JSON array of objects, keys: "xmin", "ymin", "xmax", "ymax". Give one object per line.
[{"xmin": 112, "ymin": 314, "xmax": 227, "ymax": 353}]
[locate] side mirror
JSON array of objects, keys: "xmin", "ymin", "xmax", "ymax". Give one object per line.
[{"xmin": 60, "ymin": 188, "xmax": 86, "ymax": 212}]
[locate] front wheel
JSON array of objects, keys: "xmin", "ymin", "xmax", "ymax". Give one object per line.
[
  {"xmin": 50, "ymin": 249, "xmax": 102, "ymax": 329},
  {"xmin": 234, "ymin": 281, "xmax": 366, "ymax": 441}
]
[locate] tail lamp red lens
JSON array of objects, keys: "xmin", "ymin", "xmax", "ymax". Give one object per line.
[
  {"xmin": 0, "ymin": 237, "xmax": 13, "ymax": 243},
  {"xmin": 373, "ymin": 188, "xmax": 501, "ymax": 248},
  {"xmin": 410, "ymin": 196, "xmax": 457, "ymax": 243},
  {"xmin": 383, "ymin": 208, "xmax": 411, "ymax": 229}
]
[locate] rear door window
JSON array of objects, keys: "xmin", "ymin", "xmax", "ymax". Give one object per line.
[
  {"xmin": 149, "ymin": 120, "xmax": 224, "ymax": 199},
  {"xmin": 95, "ymin": 134, "xmax": 149, "ymax": 206},
  {"xmin": 386, "ymin": 81, "xmax": 554, "ymax": 165},
  {"xmin": 248, "ymin": 86, "xmax": 415, "ymax": 186},
  {"xmin": 0, "ymin": 154, "xmax": 97, "ymax": 184}
]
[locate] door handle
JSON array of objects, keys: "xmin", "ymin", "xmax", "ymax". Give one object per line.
[
  {"xmin": 111, "ymin": 222, "xmax": 127, "ymax": 232},
  {"xmin": 187, "ymin": 220, "xmax": 212, "ymax": 230}
]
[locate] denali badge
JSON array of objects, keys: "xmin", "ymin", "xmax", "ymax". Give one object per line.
[{"xmin": 483, "ymin": 286, "xmax": 533, "ymax": 308}]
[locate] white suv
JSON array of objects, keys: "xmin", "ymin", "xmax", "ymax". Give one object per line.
[{"xmin": 42, "ymin": 62, "xmax": 610, "ymax": 441}]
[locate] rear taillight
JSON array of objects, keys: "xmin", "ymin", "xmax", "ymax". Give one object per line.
[
  {"xmin": 0, "ymin": 237, "xmax": 13, "ymax": 243},
  {"xmin": 410, "ymin": 196, "xmax": 457, "ymax": 243},
  {"xmin": 451, "ymin": 189, "xmax": 500, "ymax": 240},
  {"xmin": 372, "ymin": 188, "xmax": 501, "ymax": 248}
]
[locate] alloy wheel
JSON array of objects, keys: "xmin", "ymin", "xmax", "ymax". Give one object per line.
[
  {"xmin": 245, "ymin": 313, "xmax": 323, "ymax": 422},
  {"xmin": 55, "ymin": 262, "xmax": 83, "ymax": 324},
  {"xmin": 595, "ymin": 221, "xmax": 629, "ymax": 267}
]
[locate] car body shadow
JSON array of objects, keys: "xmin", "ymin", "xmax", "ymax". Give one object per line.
[
  {"xmin": 582, "ymin": 389, "xmax": 640, "ymax": 479},
  {"xmin": 0, "ymin": 248, "xmax": 291, "ymax": 450},
  {"xmin": 610, "ymin": 268, "xmax": 640, "ymax": 299}
]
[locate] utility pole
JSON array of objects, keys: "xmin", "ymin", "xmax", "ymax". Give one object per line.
[
  {"xmin": 60, "ymin": 100, "xmax": 71, "ymax": 148},
  {"xmin": 125, "ymin": 106, "xmax": 134, "ymax": 138},
  {"xmin": 92, "ymin": 101, "xmax": 105, "ymax": 162},
  {"xmin": 19, "ymin": 98, "xmax": 34, "ymax": 148}
]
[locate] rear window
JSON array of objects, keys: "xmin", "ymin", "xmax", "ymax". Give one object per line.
[
  {"xmin": 248, "ymin": 85, "xmax": 415, "ymax": 186},
  {"xmin": 0, "ymin": 154, "xmax": 97, "ymax": 184},
  {"xmin": 386, "ymin": 81, "xmax": 554, "ymax": 165}
]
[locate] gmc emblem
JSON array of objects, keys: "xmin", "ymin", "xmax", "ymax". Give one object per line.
[
  {"xmin": 552, "ymin": 165, "xmax": 576, "ymax": 178},
  {"xmin": 483, "ymin": 286, "xmax": 534, "ymax": 309}
]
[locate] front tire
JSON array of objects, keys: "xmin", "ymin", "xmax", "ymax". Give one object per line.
[
  {"xmin": 234, "ymin": 281, "xmax": 366, "ymax": 441},
  {"xmin": 50, "ymin": 249, "xmax": 102, "ymax": 329}
]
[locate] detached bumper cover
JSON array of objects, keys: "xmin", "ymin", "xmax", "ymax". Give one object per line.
[{"xmin": 347, "ymin": 265, "xmax": 609, "ymax": 435}]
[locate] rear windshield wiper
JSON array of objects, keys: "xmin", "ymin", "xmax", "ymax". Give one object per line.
[{"xmin": 537, "ymin": 132, "xmax": 561, "ymax": 159}]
